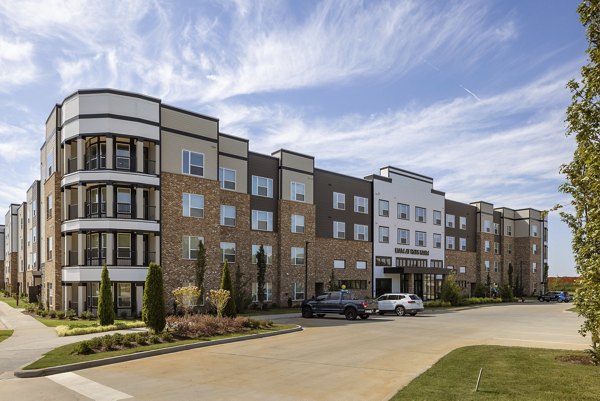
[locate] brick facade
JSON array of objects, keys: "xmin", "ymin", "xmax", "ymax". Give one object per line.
[
  {"xmin": 42, "ymin": 176, "xmax": 62, "ymax": 309},
  {"xmin": 445, "ymin": 250, "xmax": 477, "ymax": 295}
]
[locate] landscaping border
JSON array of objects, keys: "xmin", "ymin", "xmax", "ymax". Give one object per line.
[{"xmin": 15, "ymin": 325, "xmax": 302, "ymax": 378}]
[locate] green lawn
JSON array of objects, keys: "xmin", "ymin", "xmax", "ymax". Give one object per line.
[
  {"xmin": 36, "ymin": 317, "xmax": 134, "ymax": 328},
  {"xmin": 25, "ymin": 324, "xmax": 296, "ymax": 370},
  {"xmin": 0, "ymin": 330, "xmax": 14, "ymax": 343},
  {"xmin": 392, "ymin": 345, "xmax": 598, "ymax": 401},
  {"xmin": 0, "ymin": 296, "xmax": 32, "ymax": 309}
]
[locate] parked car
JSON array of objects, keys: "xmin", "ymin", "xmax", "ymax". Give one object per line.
[
  {"xmin": 376, "ymin": 293, "xmax": 424, "ymax": 316},
  {"xmin": 537, "ymin": 291, "xmax": 571, "ymax": 303},
  {"xmin": 301, "ymin": 291, "xmax": 378, "ymax": 320}
]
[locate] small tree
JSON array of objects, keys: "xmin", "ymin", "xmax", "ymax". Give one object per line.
[
  {"xmin": 220, "ymin": 261, "xmax": 237, "ymax": 317},
  {"xmin": 195, "ymin": 240, "xmax": 207, "ymax": 307},
  {"xmin": 208, "ymin": 289, "xmax": 230, "ymax": 318},
  {"xmin": 499, "ymin": 284, "xmax": 514, "ymax": 302},
  {"xmin": 98, "ymin": 265, "xmax": 115, "ymax": 326},
  {"xmin": 485, "ymin": 272, "xmax": 492, "ymax": 298},
  {"xmin": 439, "ymin": 273, "xmax": 462, "ymax": 306},
  {"xmin": 143, "ymin": 262, "xmax": 166, "ymax": 333},
  {"xmin": 473, "ymin": 283, "xmax": 487, "ymax": 298},
  {"xmin": 327, "ymin": 269, "xmax": 338, "ymax": 292},
  {"xmin": 256, "ymin": 245, "xmax": 267, "ymax": 307},
  {"xmin": 508, "ymin": 263, "xmax": 514, "ymax": 289},
  {"xmin": 543, "ymin": 263, "xmax": 549, "ymax": 294},
  {"xmin": 172, "ymin": 285, "xmax": 200, "ymax": 315},
  {"xmin": 233, "ymin": 264, "xmax": 252, "ymax": 314}
]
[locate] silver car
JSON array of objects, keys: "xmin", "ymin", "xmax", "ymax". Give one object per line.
[{"xmin": 376, "ymin": 293, "xmax": 424, "ymax": 316}]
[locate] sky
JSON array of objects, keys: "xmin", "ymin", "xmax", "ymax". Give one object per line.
[{"xmin": 0, "ymin": 0, "xmax": 586, "ymax": 276}]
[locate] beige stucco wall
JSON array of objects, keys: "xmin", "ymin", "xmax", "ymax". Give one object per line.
[
  {"xmin": 161, "ymin": 107, "xmax": 218, "ymax": 140},
  {"xmin": 161, "ymin": 131, "xmax": 218, "ymax": 180}
]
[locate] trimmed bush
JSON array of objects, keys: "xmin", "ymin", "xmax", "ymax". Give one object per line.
[
  {"xmin": 143, "ymin": 262, "xmax": 166, "ymax": 333},
  {"xmin": 166, "ymin": 314, "xmax": 273, "ymax": 339},
  {"xmin": 499, "ymin": 284, "xmax": 514, "ymax": 302},
  {"xmin": 98, "ymin": 265, "xmax": 115, "ymax": 326},
  {"xmin": 160, "ymin": 332, "xmax": 174, "ymax": 342},
  {"xmin": 74, "ymin": 341, "xmax": 93, "ymax": 355},
  {"xmin": 56, "ymin": 310, "xmax": 66, "ymax": 320},
  {"xmin": 66, "ymin": 309, "xmax": 76, "ymax": 320},
  {"xmin": 149, "ymin": 334, "xmax": 161, "ymax": 344},
  {"xmin": 220, "ymin": 261, "xmax": 237, "ymax": 317}
]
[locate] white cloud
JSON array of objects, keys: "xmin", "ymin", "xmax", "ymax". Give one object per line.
[{"xmin": 0, "ymin": 36, "xmax": 37, "ymax": 89}]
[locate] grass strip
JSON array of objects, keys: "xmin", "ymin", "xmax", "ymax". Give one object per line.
[
  {"xmin": 25, "ymin": 324, "xmax": 296, "ymax": 370},
  {"xmin": 0, "ymin": 329, "xmax": 14, "ymax": 343},
  {"xmin": 0, "ymin": 296, "xmax": 32, "ymax": 309},
  {"xmin": 56, "ymin": 321, "xmax": 146, "ymax": 336},
  {"xmin": 392, "ymin": 345, "xmax": 598, "ymax": 401}
]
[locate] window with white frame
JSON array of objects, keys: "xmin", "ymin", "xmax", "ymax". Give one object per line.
[
  {"xmin": 291, "ymin": 182, "xmax": 305, "ymax": 202},
  {"xmin": 356, "ymin": 260, "xmax": 367, "ymax": 270},
  {"xmin": 252, "ymin": 245, "xmax": 273, "ymax": 265},
  {"xmin": 533, "ymin": 243, "xmax": 537, "ymax": 255},
  {"xmin": 484, "ymin": 240, "xmax": 490, "ymax": 252},
  {"xmin": 354, "ymin": 224, "xmax": 368, "ymax": 241},
  {"xmin": 252, "ymin": 210, "xmax": 273, "ymax": 231},
  {"xmin": 446, "ymin": 214, "xmax": 455, "ymax": 228},
  {"xmin": 220, "ymin": 242, "xmax": 236, "ymax": 263},
  {"xmin": 291, "ymin": 214, "xmax": 305, "ymax": 233},
  {"xmin": 47, "ymin": 236, "xmax": 53, "ymax": 260},
  {"xmin": 433, "ymin": 210, "xmax": 442, "ymax": 225},
  {"xmin": 483, "ymin": 220, "xmax": 491, "ymax": 232},
  {"xmin": 493, "ymin": 242, "xmax": 499, "ymax": 254},
  {"xmin": 446, "ymin": 236, "xmax": 455, "ymax": 250},
  {"xmin": 415, "ymin": 231, "xmax": 426, "ymax": 247},
  {"xmin": 333, "ymin": 192, "xmax": 345, "ymax": 210},
  {"xmin": 433, "ymin": 233, "xmax": 441, "ymax": 248},
  {"xmin": 334, "ymin": 259, "xmax": 345, "ymax": 269},
  {"xmin": 291, "ymin": 247, "xmax": 305, "ymax": 265},
  {"xmin": 532, "ymin": 262, "xmax": 537, "ymax": 272},
  {"xmin": 415, "ymin": 207, "xmax": 426, "ymax": 222},
  {"xmin": 379, "ymin": 199, "xmax": 389, "ymax": 217},
  {"xmin": 459, "ymin": 266, "xmax": 466, "ymax": 274},
  {"xmin": 182, "ymin": 150, "xmax": 204, "ymax": 176},
  {"xmin": 354, "ymin": 196, "xmax": 368, "ymax": 213},
  {"xmin": 447, "ymin": 265, "xmax": 454, "ymax": 270},
  {"xmin": 220, "ymin": 205, "xmax": 236, "ymax": 227},
  {"xmin": 532, "ymin": 224, "xmax": 538, "ymax": 237},
  {"xmin": 398, "ymin": 229, "xmax": 409, "ymax": 245},
  {"xmin": 494, "ymin": 223, "xmax": 500, "ymax": 235},
  {"xmin": 116, "ymin": 188, "xmax": 132, "ymax": 214},
  {"xmin": 460, "ymin": 237, "xmax": 467, "ymax": 251},
  {"xmin": 460, "ymin": 216, "xmax": 467, "ymax": 230},
  {"xmin": 117, "ymin": 233, "xmax": 131, "ymax": 259},
  {"xmin": 333, "ymin": 221, "xmax": 345, "ymax": 239},
  {"xmin": 252, "ymin": 176, "xmax": 273, "ymax": 198},
  {"xmin": 508, "ymin": 243, "xmax": 513, "ymax": 254},
  {"xmin": 183, "ymin": 236, "xmax": 203, "ymax": 259},
  {"xmin": 379, "ymin": 226, "xmax": 389, "ymax": 243},
  {"xmin": 47, "ymin": 194, "xmax": 52, "ymax": 218},
  {"xmin": 494, "ymin": 261, "xmax": 499, "ymax": 272},
  {"xmin": 485, "ymin": 260, "xmax": 490, "ymax": 272},
  {"xmin": 116, "ymin": 143, "xmax": 131, "ymax": 170},
  {"xmin": 252, "ymin": 282, "xmax": 272, "ymax": 302},
  {"xmin": 292, "ymin": 282, "xmax": 305, "ymax": 301},
  {"xmin": 183, "ymin": 193, "xmax": 204, "ymax": 218},
  {"xmin": 398, "ymin": 203, "xmax": 409, "ymax": 220},
  {"xmin": 219, "ymin": 167, "xmax": 236, "ymax": 190},
  {"xmin": 506, "ymin": 225, "xmax": 512, "ymax": 236}
]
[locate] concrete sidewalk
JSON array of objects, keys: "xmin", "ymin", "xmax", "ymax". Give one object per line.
[{"xmin": 0, "ymin": 301, "xmax": 146, "ymax": 379}]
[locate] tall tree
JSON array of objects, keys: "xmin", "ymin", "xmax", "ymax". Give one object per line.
[
  {"xmin": 255, "ymin": 245, "xmax": 267, "ymax": 306},
  {"xmin": 143, "ymin": 262, "xmax": 166, "ymax": 333},
  {"xmin": 508, "ymin": 263, "xmax": 514, "ymax": 289},
  {"xmin": 195, "ymin": 240, "xmax": 207, "ymax": 307},
  {"xmin": 220, "ymin": 260, "xmax": 237, "ymax": 317},
  {"xmin": 485, "ymin": 272, "xmax": 492, "ymax": 298},
  {"xmin": 233, "ymin": 263, "xmax": 252, "ymax": 314},
  {"xmin": 98, "ymin": 265, "xmax": 115, "ymax": 326},
  {"xmin": 561, "ymin": 0, "xmax": 600, "ymax": 364}
]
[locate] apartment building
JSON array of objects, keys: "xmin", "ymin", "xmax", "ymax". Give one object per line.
[
  {"xmin": 4, "ymin": 204, "xmax": 19, "ymax": 293},
  {"xmin": 17, "ymin": 202, "xmax": 27, "ymax": 296},
  {"xmin": 0, "ymin": 225, "xmax": 5, "ymax": 288},
  {"xmin": 444, "ymin": 199, "xmax": 477, "ymax": 294},
  {"xmin": 26, "ymin": 180, "xmax": 42, "ymax": 302}
]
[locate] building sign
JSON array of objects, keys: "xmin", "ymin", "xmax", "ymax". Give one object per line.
[{"xmin": 394, "ymin": 248, "xmax": 430, "ymax": 256}]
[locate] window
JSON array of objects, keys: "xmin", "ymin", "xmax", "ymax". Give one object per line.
[
  {"xmin": 460, "ymin": 237, "xmax": 467, "ymax": 251},
  {"xmin": 116, "ymin": 188, "xmax": 132, "ymax": 214},
  {"xmin": 116, "ymin": 143, "xmax": 131, "ymax": 170},
  {"xmin": 32, "ymin": 201, "xmax": 37, "ymax": 217},
  {"xmin": 415, "ymin": 231, "xmax": 426, "ymax": 247},
  {"xmin": 432, "ymin": 233, "xmax": 441, "ymax": 248},
  {"xmin": 446, "ymin": 214, "xmax": 455, "ymax": 228},
  {"xmin": 379, "ymin": 226, "xmax": 389, "ymax": 243},
  {"xmin": 88, "ymin": 187, "xmax": 107, "ymax": 217},
  {"xmin": 88, "ymin": 233, "xmax": 107, "ymax": 260},
  {"xmin": 533, "ymin": 244, "xmax": 537, "ymax": 255},
  {"xmin": 48, "ymin": 283, "xmax": 53, "ymax": 307},
  {"xmin": 483, "ymin": 220, "xmax": 491, "ymax": 233},
  {"xmin": 220, "ymin": 242, "xmax": 236, "ymax": 263},
  {"xmin": 494, "ymin": 223, "xmax": 500, "ymax": 235},
  {"xmin": 334, "ymin": 259, "xmax": 345, "ymax": 269},
  {"xmin": 47, "ymin": 194, "xmax": 52, "ymax": 218},
  {"xmin": 415, "ymin": 207, "xmax": 426, "ymax": 222},
  {"xmin": 398, "ymin": 203, "xmax": 409, "ymax": 220},
  {"xmin": 333, "ymin": 221, "xmax": 345, "ymax": 239},
  {"xmin": 356, "ymin": 260, "xmax": 367, "ymax": 270},
  {"xmin": 445, "ymin": 236, "xmax": 455, "ymax": 250},
  {"xmin": 459, "ymin": 266, "xmax": 466, "ymax": 274},
  {"xmin": 252, "ymin": 210, "xmax": 273, "ymax": 231},
  {"xmin": 47, "ymin": 236, "xmax": 53, "ymax": 260},
  {"xmin": 335, "ymin": 280, "xmax": 367, "ymax": 290},
  {"xmin": 532, "ymin": 225, "xmax": 538, "ymax": 237},
  {"xmin": 220, "ymin": 205, "xmax": 236, "ymax": 227},
  {"xmin": 431, "ymin": 260, "xmax": 444, "ymax": 268},
  {"xmin": 375, "ymin": 256, "xmax": 392, "ymax": 266},
  {"xmin": 354, "ymin": 196, "xmax": 368, "ymax": 213},
  {"xmin": 532, "ymin": 262, "xmax": 537, "ymax": 272},
  {"xmin": 291, "ymin": 182, "xmax": 305, "ymax": 202},
  {"xmin": 182, "ymin": 150, "xmax": 204, "ymax": 177},
  {"xmin": 460, "ymin": 216, "xmax": 467, "ymax": 230},
  {"xmin": 291, "ymin": 215, "xmax": 305, "ymax": 233},
  {"xmin": 398, "ymin": 229, "xmax": 409, "ymax": 245},
  {"xmin": 46, "ymin": 152, "xmax": 54, "ymax": 178},
  {"xmin": 379, "ymin": 200, "xmax": 389, "ymax": 217},
  {"xmin": 506, "ymin": 225, "xmax": 512, "ymax": 236},
  {"xmin": 291, "ymin": 247, "xmax": 305, "ymax": 265},
  {"xmin": 484, "ymin": 240, "xmax": 490, "ymax": 252},
  {"xmin": 183, "ymin": 193, "xmax": 204, "ymax": 218},
  {"xmin": 183, "ymin": 236, "xmax": 203, "ymax": 259},
  {"xmin": 333, "ymin": 192, "xmax": 345, "ymax": 210},
  {"xmin": 117, "ymin": 233, "xmax": 131, "ymax": 259},
  {"xmin": 494, "ymin": 261, "xmax": 499, "ymax": 272},
  {"xmin": 252, "ymin": 282, "xmax": 272, "ymax": 302},
  {"xmin": 494, "ymin": 242, "xmax": 500, "ymax": 255},
  {"xmin": 216, "ymin": 167, "xmax": 236, "ymax": 190},
  {"xmin": 117, "ymin": 283, "xmax": 131, "ymax": 308},
  {"xmin": 292, "ymin": 282, "xmax": 305, "ymax": 301},
  {"xmin": 485, "ymin": 260, "xmax": 490, "ymax": 272},
  {"xmin": 396, "ymin": 258, "xmax": 427, "ymax": 267},
  {"xmin": 354, "ymin": 224, "xmax": 368, "ymax": 241},
  {"xmin": 508, "ymin": 244, "xmax": 513, "ymax": 254},
  {"xmin": 433, "ymin": 210, "xmax": 441, "ymax": 225},
  {"xmin": 252, "ymin": 245, "xmax": 273, "ymax": 265},
  {"xmin": 252, "ymin": 176, "xmax": 273, "ymax": 197}
]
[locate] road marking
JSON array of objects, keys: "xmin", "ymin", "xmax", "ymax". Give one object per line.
[
  {"xmin": 493, "ymin": 337, "xmax": 587, "ymax": 346},
  {"xmin": 47, "ymin": 372, "xmax": 132, "ymax": 401}
]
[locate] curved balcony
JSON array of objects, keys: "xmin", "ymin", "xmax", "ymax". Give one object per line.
[
  {"xmin": 61, "ymin": 218, "xmax": 160, "ymax": 234},
  {"xmin": 61, "ymin": 170, "xmax": 160, "ymax": 188}
]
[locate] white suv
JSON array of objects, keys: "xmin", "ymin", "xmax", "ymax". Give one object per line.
[{"xmin": 376, "ymin": 293, "xmax": 424, "ymax": 316}]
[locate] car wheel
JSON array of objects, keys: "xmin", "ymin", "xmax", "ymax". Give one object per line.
[
  {"xmin": 409, "ymin": 312, "xmax": 417, "ymax": 316},
  {"xmin": 546, "ymin": 299, "xmax": 550, "ymax": 302},
  {"xmin": 360, "ymin": 314, "xmax": 369, "ymax": 320},
  {"xmin": 377, "ymin": 311, "xmax": 385, "ymax": 316},
  {"xmin": 345, "ymin": 308, "xmax": 358, "ymax": 321},
  {"xmin": 301, "ymin": 306, "xmax": 313, "ymax": 318},
  {"xmin": 316, "ymin": 314, "xmax": 325, "ymax": 318},
  {"xmin": 395, "ymin": 306, "xmax": 406, "ymax": 316}
]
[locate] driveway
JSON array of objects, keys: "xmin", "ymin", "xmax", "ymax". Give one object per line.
[{"xmin": 1, "ymin": 303, "xmax": 587, "ymax": 401}]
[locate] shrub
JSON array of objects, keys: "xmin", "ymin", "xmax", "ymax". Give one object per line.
[
  {"xmin": 220, "ymin": 261, "xmax": 237, "ymax": 317},
  {"xmin": 440, "ymin": 274, "xmax": 463, "ymax": 306},
  {"xmin": 160, "ymin": 332, "xmax": 174, "ymax": 342},
  {"xmin": 424, "ymin": 300, "xmax": 452, "ymax": 307},
  {"xmin": 66, "ymin": 309, "xmax": 76, "ymax": 320},
  {"xmin": 89, "ymin": 336, "xmax": 103, "ymax": 349},
  {"xmin": 166, "ymin": 314, "xmax": 273, "ymax": 338},
  {"xmin": 208, "ymin": 289, "xmax": 230, "ymax": 319},
  {"xmin": 56, "ymin": 310, "xmax": 66, "ymax": 320},
  {"xmin": 74, "ymin": 341, "xmax": 93, "ymax": 355},
  {"xmin": 39, "ymin": 309, "xmax": 48, "ymax": 317},
  {"xmin": 112, "ymin": 333, "xmax": 124, "ymax": 346},
  {"xmin": 48, "ymin": 310, "xmax": 57, "ymax": 319},
  {"xmin": 149, "ymin": 334, "xmax": 161, "ymax": 344},
  {"xmin": 143, "ymin": 262, "xmax": 166, "ymax": 333},
  {"xmin": 134, "ymin": 332, "xmax": 148, "ymax": 345},
  {"xmin": 98, "ymin": 265, "xmax": 115, "ymax": 326},
  {"xmin": 473, "ymin": 284, "xmax": 487, "ymax": 298},
  {"xmin": 101, "ymin": 335, "xmax": 116, "ymax": 350},
  {"xmin": 499, "ymin": 284, "xmax": 514, "ymax": 302}
]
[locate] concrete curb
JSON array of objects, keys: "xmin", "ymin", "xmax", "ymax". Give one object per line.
[{"xmin": 15, "ymin": 325, "xmax": 303, "ymax": 378}]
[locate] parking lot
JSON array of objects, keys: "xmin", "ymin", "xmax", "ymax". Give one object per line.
[{"xmin": 2, "ymin": 302, "xmax": 588, "ymax": 401}]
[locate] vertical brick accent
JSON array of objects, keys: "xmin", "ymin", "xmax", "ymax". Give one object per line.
[
  {"xmin": 43, "ymin": 175, "xmax": 63, "ymax": 309},
  {"xmin": 445, "ymin": 250, "xmax": 477, "ymax": 295}
]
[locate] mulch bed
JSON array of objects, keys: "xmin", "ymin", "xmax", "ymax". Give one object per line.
[{"xmin": 556, "ymin": 354, "xmax": 595, "ymax": 366}]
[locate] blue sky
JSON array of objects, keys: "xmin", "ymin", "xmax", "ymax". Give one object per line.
[{"xmin": 0, "ymin": 0, "xmax": 585, "ymax": 276}]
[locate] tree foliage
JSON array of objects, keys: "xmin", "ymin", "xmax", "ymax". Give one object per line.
[
  {"xmin": 220, "ymin": 261, "xmax": 237, "ymax": 317},
  {"xmin": 561, "ymin": 0, "xmax": 600, "ymax": 364},
  {"xmin": 143, "ymin": 262, "xmax": 166, "ymax": 333},
  {"xmin": 98, "ymin": 265, "xmax": 115, "ymax": 326},
  {"xmin": 195, "ymin": 240, "xmax": 207, "ymax": 307},
  {"xmin": 208, "ymin": 289, "xmax": 230, "ymax": 319},
  {"xmin": 233, "ymin": 263, "xmax": 252, "ymax": 313},
  {"xmin": 255, "ymin": 245, "xmax": 267, "ymax": 304},
  {"xmin": 440, "ymin": 273, "xmax": 462, "ymax": 306}
]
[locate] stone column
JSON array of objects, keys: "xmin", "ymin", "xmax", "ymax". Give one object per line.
[
  {"xmin": 106, "ymin": 137, "xmax": 114, "ymax": 169},
  {"xmin": 77, "ymin": 285, "xmax": 84, "ymax": 316},
  {"xmin": 77, "ymin": 138, "xmax": 85, "ymax": 170},
  {"xmin": 136, "ymin": 140, "xmax": 144, "ymax": 173}
]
